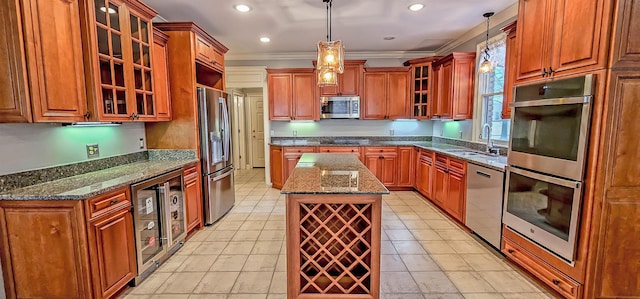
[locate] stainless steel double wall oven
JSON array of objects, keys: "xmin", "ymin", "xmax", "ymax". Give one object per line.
[{"xmin": 503, "ymin": 74, "xmax": 594, "ymax": 262}]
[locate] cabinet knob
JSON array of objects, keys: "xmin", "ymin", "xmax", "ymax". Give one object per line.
[
  {"xmin": 351, "ymin": 149, "xmax": 355, "ymax": 152},
  {"xmin": 507, "ymin": 249, "xmax": 515, "ymax": 254},
  {"xmin": 552, "ymin": 279, "xmax": 560, "ymax": 285},
  {"xmin": 379, "ymin": 156, "xmax": 383, "ymax": 159}
]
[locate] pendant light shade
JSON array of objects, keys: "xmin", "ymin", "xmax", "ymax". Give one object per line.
[
  {"xmin": 478, "ymin": 12, "xmax": 495, "ymax": 74},
  {"xmin": 317, "ymin": 67, "xmax": 338, "ymax": 86},
  {"xmin": 317, "ymin": 40, "xmax": 344, "ymax": 74}
]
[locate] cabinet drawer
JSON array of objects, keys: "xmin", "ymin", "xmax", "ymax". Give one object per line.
[
  {"xmin": 365, "ymin": 147, "xmax": 397, "ymax": 154},
  {"xmin": 183, "ymin": 163, "xmax": 199, "ymax": 178},
  {"xmin": 86, "ymin": 188, "xmax": 131, "ymax": 220},
  {"xmin": 435, "ymin": 154, "xmax": 448, "ymax": 165},
  {"xmin": 449, "ymin": 158, "xmax": 465, "ymax": 172},
  {"xmin": 195, "ymin": 36, "xmax": 214, "ymax": 64},
  {"xmin": 318, "ymin": 146, "xmax": 360, "ymax": 153},
  {"xmin": 502, "ymin": 238, "xmax": 581, "ymax": 299},
  {"xmin": 284, "ymin": 147, "xmax": 317, "ymax": 154}
]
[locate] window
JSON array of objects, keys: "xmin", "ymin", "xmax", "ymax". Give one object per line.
[{"xmin": 474, "ymin": 34, "xmax": 510, "ymax": 143}]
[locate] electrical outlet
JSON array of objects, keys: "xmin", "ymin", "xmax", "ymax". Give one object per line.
[
  {"xmin": 389, "ymin": 129, "xmax": 394, "ymax": 136},
  {"xmin": 139, "ymin": 138, "xmax": 145, "ymax": 149},
  {"xmin": 86, "ymin": 144, "xmax": 99, "ymax": 158},
  {"xmin": 293, "ymin": 130, "xmax": 297, "ymax": 137},
  {"xmin": 459, "ymin": 131, "xmax": 463, "ymax": 139},
  {"xmin": 270, "ymin": 130, "xmax": 275, "ymax": 136}
]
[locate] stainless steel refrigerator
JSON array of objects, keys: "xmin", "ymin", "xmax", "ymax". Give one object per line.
[{"xmin": 198, "ymin": 87, "xmax": 235, "ymax": 225}]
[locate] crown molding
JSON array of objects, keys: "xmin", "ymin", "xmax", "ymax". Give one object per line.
[
  {"xmin": 225, "ymin": 50, "xmax": 436, "ymax": 61},
  {"xmin": 435, "ymin": 2, "xmax": 518, "ymax": 56}
]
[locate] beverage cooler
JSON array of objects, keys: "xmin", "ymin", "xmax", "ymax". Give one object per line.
[{"xmin": 130, "ymin": 169, "xmax": 187, "ymax": 284}]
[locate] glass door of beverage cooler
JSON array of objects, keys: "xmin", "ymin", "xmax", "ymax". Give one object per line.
[
  {"xmin": 132, "ymin": 180, "xmax": 165, "ymax": 269},
  {"xmin": 165, "ymin": 175, "xmax": 186, "ymax": 249}
]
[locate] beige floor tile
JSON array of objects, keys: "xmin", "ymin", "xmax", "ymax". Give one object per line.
[
  {"xmin": 195, "ymin": 242, "xmax": 228, "ymax": 255},
  {"xmin": 187, "ymin": 295, "xmax": 227, "ymax": 299},
  {"xmin": 462, "ymin": 293, "xmax": 505, "ymax": 299},
  {"xmin": 122, "ymin": 295, "xmax": 149, "ymax": 299},
  {"xmin": 204, "ymin": 230, "xmax": 237, "ymax": 242},
  {"xmin": 397, "ymin": 212, "xmax": 421, "ymax": 220},
  {"xmin": 263, "ymin": 220, "xmax": 285, "ymax": 230},
  {"xmin": 380, "ymin": 254, "xmax": 408, "ymax": 272},
  {"xmin": 251, "ymin": 241, "xmax": 282, "ymax": 254},
  {"xmin": 419, "ymin": 240, "xmax": 457, "ymax": 254},
  {"xmin": 501, "ymin": 293, "xmax": 547, "ymax": 298},
  {"xmin": 446, "ymin": 271, "xmax": 497, "ymax": 293},
  {"xmin": 275, "ymin": 255, "xmax": 287, "ymax": 272},
  {"xmin": 462, "ymin": 254, "xmax": 511, "ymax": 271},
  {"xmin": 243, "ymin": 254, "xmax": 278, "ymax": 271},
  {"xmin": 222, "ymin": 241, "xmax": 256, "ymax": 255},
  {"xmin": 423, "ymin": 294, "xmax": 465, "ymax": 299},
  {"xmin": 411, "ymin": 271, "xmax": 459, "ymax": 293},
  {"xmin": 430, "ymin": 254, "xmax": 473, "ymax": 271},
  {"xmin": 386, "ymin": 229, "xmax": 416, "ymax": 241},
  {"xmin": 156, "ymin": 254, "xmax": 188, "ymax": 272},
  {"xmin": 390, "ymin": 206, "xmax": 414, "ymax": 213},
  {"xmin": 382, "ymin": 293, "xmax": 425, "ymax": 299},
  {"xmin": 231, "ymin": 272, "xmax": 273, "ymax": 293},
  {"xmin": 128, "ymin": 272, "xmax": 171, "ymax": 294},
  {"xmin": 419, "ymin": 211, "xmax": 447, "ymax": 220},
  {"xmin": 228, "ymin": 295, "xmax": 267, "ymax": 299},
  {"xmin": 380, "ymin": 272, "xmax": 421, "ymax": 293},
  {"xmin": 247, "ymin": 213, "xmax": 271, "ymax": 221},
  {"xmin": 412, "ymin": 229, "xmax": 444, "ymax": 241},
  {"xmin": 176, "ymin": 254, "xmax": 218, "ymax": 272},
  {"xmin": 481, "ymin": 271, "xmax": 540, "ymax": 293},
  {"xmin": 269, "ymin": 271, "xmax": 287, "ymax": 293},
  {"xmin": 186, "ymin": 230, "xmax": 212, "ymax": 242},
  {"xmin": 392, "ymin": 240, "xmax": 427, "ymax": 254},
  {"xmin": 150, "ymin": 295, "xmax": 190, "ymax": 299},
  {"xmin": 403, "ymin": 220, "xmax": 431, "ymax": 230},
  {"xmin": 437, "ymin": 230, "xmax": 472, "ymax": 241},
  {"xmin": 267, "ymin": 294, "xmax": 287, "ymax": 299},
  {"xmin": 156, "ymin": 272, "xmax": 206, "ymax": 294},
  {"xmin": 231, "ymin": 230, "xmax": 261, "ymax": 241},
  {"xmin": 381, "ymin": 240, "xmax": 399, "ymax": 254},
  {"xmin": 382, "ymin": 219, "xmax": 407, "ymax": 230},
  {"xmin": 400, "ymin": 255, "xmax": 440, "ymax": 271},
  {"xmin": 176, "ymin": 241, "xmax": 203, "ymax": 256},
  {"xmin": 192, "ymin": 271, "xmax": 240, "ymax": 293},
  {"xmin": 215, "ymin": 221, "xmax": 245, "ymax": 231},
  {"xmin": 211, "ymin": 254, "xmax": 249, "ymax": 272},
  {"xmin": 426, "ymin": 220, "xmax": 457, "ymax": 230},
  {"xmin": 449, "ymin": 240, "xmax": 490, "ymax": 254},
  {"xmin": 258, "ymin": 230, "xmax": 285, "ymax": 241},
  {"xmin": 223, "ymin": 214, "xmax": 249, "ymax": 221}
]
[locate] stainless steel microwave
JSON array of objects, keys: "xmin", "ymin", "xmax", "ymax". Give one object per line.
[{"xmin": 320, "ymin": 96, "xmax": 360, "ymax": 119}]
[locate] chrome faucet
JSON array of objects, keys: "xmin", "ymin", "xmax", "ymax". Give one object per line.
[{"xmin": 483, "ymin": 123, "xmax": 499, "ymax": 155}]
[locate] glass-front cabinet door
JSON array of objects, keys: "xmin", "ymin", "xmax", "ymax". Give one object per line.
[{"xmin": 86, "ymin": 0, "xmax": 157, "ymax": 121}]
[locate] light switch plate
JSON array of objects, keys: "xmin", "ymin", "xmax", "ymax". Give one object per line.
[{"xmin": 86, "ymin": 144, "xmax": 99, "ymax": 158}]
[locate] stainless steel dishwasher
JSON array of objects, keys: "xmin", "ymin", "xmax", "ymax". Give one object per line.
[{"xmin": 466, "ymin": 163, "xmax": 505, "ymax": 249}]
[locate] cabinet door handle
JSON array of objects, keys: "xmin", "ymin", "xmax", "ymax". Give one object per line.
[
  {"xmin": 379, "ymin": 156, "xmax": 383, "ymax": 159},
  {"xmin": 507, "ymin": 249, "xmax": 515, "ymax": 254},
  {"xmin": 548, "ymin": 66, "xmax": 554, "ymax": 75},
  {"xmin": 110, "ymin": 199, "xmax": 119, "ymax": 205},
  {"xmin": 84, "ymin": 111, "xmax": 91, "ymax": 120},
  {"xmin": 552, "ymin": 279, "xmax": 560, "ymax": 285},
  {"xmin": 351, "ymin": 149, "xmax": 355, "ymax": 152},
  {"xmin": 542, "ymin": 68, "xmax": 548, "ymax": 77}
]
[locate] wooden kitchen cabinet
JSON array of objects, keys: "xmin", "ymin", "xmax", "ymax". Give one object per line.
[
  {"xmin": 431, "ymin": 154, "xmax": 466, "ymax": 223},
  {"xmin": 317, "ymin": 146, "xmax": 363, "ymax": 162},
  {"xmin": 0, "ymin": 187, "xmax": 136, "ymax": 299},
  {"xmin": 151, "ymin": 27, "xmax": 171, "ymax": 121},
  {"xmin": 404, "ymin": 57, "xmax": 441, "ymax": 119},
  {"xmin": 270, "ymin": 146, "xmax": 284, "ymax": 189},
  {"xmin": 283, "ymin": 147, "xmax": 318, "ymax": 181},
  {"xmin": 183, "ymin": 163, "xmax": 203, "ymax": 233},
  {"xmin": 397, "ymin": 146, "xmax": 415, "ymax": 187},
  {"xmin": 0, "ymin": 0, "xmax": 88, "ymax": 123},
  {"xmin": 267, "ymin": 68, "xmax": 317, "ymax": 121},
  {"xmin": 514, "ymin": 0, "xmax": 613, "ymax": 83},
  {"xmin": 195, "ymin": 34, "xmax": 225, "ymax": 73},
  {"xmin": 416, "ymin": 149, "xmax": 434, "ymax": 198},
  {"xmin": 318, "ymin": 60, "xmax": 365, "ymax": 97},
  {"xmin": 431, "ymin": 53, "xmax": 475, "ymax": 120},
  {"xmin": 364, "ymin": 147, "xmax": 398, "ymax": 187},
  {"xmin": 501, "ymin": 21, "xmax": 517, "ymax": 119},
  {"xmin": 362, "ymin": 67, "xmax": 411, "ymax": 120}
]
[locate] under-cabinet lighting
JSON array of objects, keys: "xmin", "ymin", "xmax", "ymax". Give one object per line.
[
  {"xmin": 62, "ymin": 122, "xmax": 122, "ymax": 127},
  {"xmin": 393, "ymin": 119, "xmax": 418, "ymax": 122}
]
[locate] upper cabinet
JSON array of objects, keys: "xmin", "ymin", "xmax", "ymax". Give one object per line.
[
  {"xmin": 501, "ymin": 21, "xmax": 517, "ymax": 119},
  {"xmin": 267, "ymin": 68, "xmax": 318, "ymax": 121},
  {"xmin": 362, "ymin": 67, "xmax": 411, "ymax": 120},
  {"xmin": 317, "ymin": 60, "xmax": 365, "ymax": 97},
  {"xmin": 431, "ymin": 52, "xmax": 475, "ymax": 120},
  {"xmin": 515, "ymin": 0, "xmax": 613, "ymax": 83},
  {"xmin": 151, "ymin": 27, "xmax": 171, "ymax": 121},
  {"xmin": 404, "ymin": 57, "xmax": 441, "ymax": 119},
  {"xmin": 82, "ymin": 0, "xmax": 158, "ymax": 122},
  {"xmin": 0, "ymin": 0, "xmax": 88, "ymax": 123}
]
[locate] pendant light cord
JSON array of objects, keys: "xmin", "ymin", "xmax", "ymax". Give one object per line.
[
  {"xmin": 325, "ymin": 0, "xmax": 333, "ymax": 42},
  {"xmin": 483, "ymin": 12, "xmax": 493, "ymax": 60}
]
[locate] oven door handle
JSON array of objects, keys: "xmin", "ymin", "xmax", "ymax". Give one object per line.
[
  {"xmin": 506, "ymin": 166, "xmax": 582, "ymax": 189},
  {"xmin": 510, "ymin": 96, "xmax": 590, "ymax": 108}
]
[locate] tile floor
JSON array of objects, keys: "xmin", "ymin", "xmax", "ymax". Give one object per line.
[{"xmin": 121, "ymin": 168, "xmax": 552, "ymax": 299}]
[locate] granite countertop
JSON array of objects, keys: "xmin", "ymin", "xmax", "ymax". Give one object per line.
[
  {"xmin": 0, "ymin": 158, "xmax": 199, "ymax": 200},
  {"xmin": 271, "ymin": 139, "xmax": 507, "ymax": 172},
  {"xmin": 281, "ymin": 153, "xmax": 389, "ymax": 195}
]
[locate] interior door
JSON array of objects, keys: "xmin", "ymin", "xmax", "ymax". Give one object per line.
[{"xmin": 249, "ymin": 95, "xmax": 265, "ymax": 167}]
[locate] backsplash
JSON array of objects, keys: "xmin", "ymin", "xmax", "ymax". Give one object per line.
[
  {"xmin": 431, "ymin": 136, "xmax": 508, "ymax": 156},
  {"xmin": 270, "ymin": 119, "xmax": 433, "ymax": 137}
]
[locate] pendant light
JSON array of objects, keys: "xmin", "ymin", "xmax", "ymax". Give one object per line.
[
  {"xmin": 317, "ymin": 0, "xmax": 344, "ymax": 86},
  {"xmin": 478, "ymin": 12, "xmax": 495, "ymax": 74}
]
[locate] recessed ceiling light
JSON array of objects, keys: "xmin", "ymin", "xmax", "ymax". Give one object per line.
[
  {"xmin": 234, "ymin": 4, "xmax": 251, "ymax": 12},
  {"xmin": 100, "ymin": 6, "xmax": 117, "ymax": 14},
  {"xmin": 408, "ymin": 3, "xmax": 424, "ymax": 11},
  {"xmin": 260, "ymin": 37, "xmax": 271, "ymax": 43},
  {"xmin": 383, "ymin": 36, "xmax": 395, "ymax": 40}
]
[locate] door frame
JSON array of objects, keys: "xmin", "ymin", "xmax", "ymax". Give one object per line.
[
  {"xmin": 229, "ymin": 90, "xmax": 246, "ymax": 170},
  {"xmin": 246, "ymin": 93, "xmax": 265, "ymax": 168}
]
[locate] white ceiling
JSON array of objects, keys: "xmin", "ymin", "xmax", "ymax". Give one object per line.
[{"xmin": 144, "ymin": 0, "xmax": 517, "ymax": 59}]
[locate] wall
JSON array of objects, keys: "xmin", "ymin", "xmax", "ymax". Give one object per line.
[
  {"xmin": 431, "ymin": 120, "xmax": 474, "ymax": 140},
  {"xmin": 270, "ymin": 119, "xmax": 433, "ymax": 137},
  {"xmin": 0, "ymin": 123, "xmax": 146, "ymax": 175}
]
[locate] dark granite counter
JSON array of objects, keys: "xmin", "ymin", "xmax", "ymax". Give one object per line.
[
  {"xmin": 281, "ymin": 153, "xmax": 389, "ymax": 194},
  {"xmin": 270, "ymin": 139, "xmax": 507, "ymax": 172},
  {"xmin": 0, "ymin": 158, "xmax": 199, "ymax": 200}
]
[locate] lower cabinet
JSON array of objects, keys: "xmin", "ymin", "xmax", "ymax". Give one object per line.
[
  {"xmin": 0, "ymin": 187, "xmax": 136, "ymax": 299},
  {"xmin": 397, "ymin": 147, "xmax": 415, "ymax": 187},
  {"xmin": 184, "ymin": 163, "xmax": 203, "ymax": 233},
  {"xmin": 364, "ymin": 147, "xmax": 398, "ymax": 186},
  {"xmin": 270, "ymin": 146, "xmax": 284, "ymax": 189},
  {"xmin": 317, "ymin": 146, "xmax": 363, "ymax": 162},
  {"xmin": 416, "ymin": 149, "xmax": 434, "ymax": 198},
  {"xmin": 432, "ymin": 154, "xmax": 467, "ymax": 223}
]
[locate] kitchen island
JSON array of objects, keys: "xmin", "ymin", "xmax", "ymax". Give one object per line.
[{"xmin": 281, "ymin": 153, "xmax": 389, "ymax": 299}]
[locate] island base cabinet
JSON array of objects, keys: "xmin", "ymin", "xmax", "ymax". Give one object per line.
[
  {"xmin": 0, "ymin": 200, "xmax": 93, "ymax": 299},
  {"xmin": 286, "ymin": 194, "xmax": 381, "ymax": 299}
]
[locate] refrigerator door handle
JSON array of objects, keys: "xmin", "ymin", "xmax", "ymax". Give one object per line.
[
  {"xmin": 220, "ymin": 97, "xmax": 231, "ymax": 163},
  {"xmin": 212, "ymin": 167, "xmax": 233, "ymax": 181}
]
